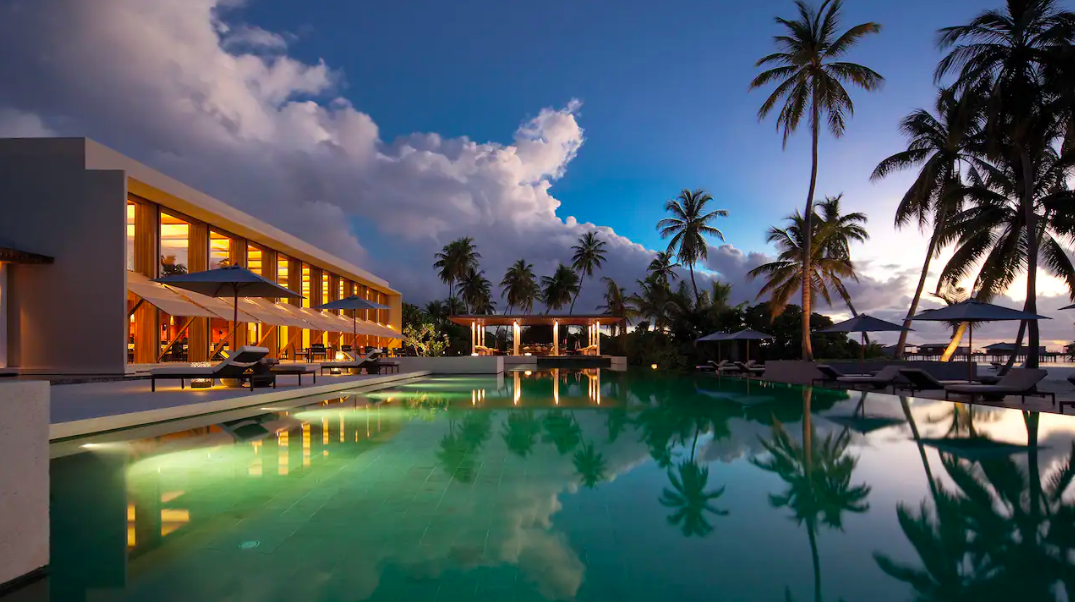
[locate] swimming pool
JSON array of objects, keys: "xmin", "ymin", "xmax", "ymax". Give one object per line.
[{"xmin": 14, "ymin": 369, "xmax": 1075, "ymax": 601}]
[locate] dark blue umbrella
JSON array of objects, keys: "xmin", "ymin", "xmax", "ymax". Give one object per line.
[
  {"xmin": 819, "ymin": 314, "xmax": 911, "ymax": 371},
  {"xmin": 315, "ymin": 295, "xmax": 390, "ymax": 343},
  {"xmin": 156, "ymin": 265, "xmax": 302, "ymax": 351}
]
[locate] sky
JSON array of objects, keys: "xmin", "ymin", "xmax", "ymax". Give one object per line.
[{"xmin": 0, "ymin": 0, "xmax": 1072, "ymax": 348}]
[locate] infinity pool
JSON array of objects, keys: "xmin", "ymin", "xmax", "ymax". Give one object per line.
[{"xmin": 14, "ymin": 370, "xmax": 1075, "ymax": 601}]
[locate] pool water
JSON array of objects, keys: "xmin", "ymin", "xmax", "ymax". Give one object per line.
[{"xmin": 14, "ymin": 370, "xmax": 1075, "ymax": 601}]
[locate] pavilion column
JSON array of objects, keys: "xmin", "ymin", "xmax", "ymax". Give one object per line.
[
  {"xmin": 132, "ymin": 202, "xmax": 159, "ymax": 364},
  {"xmin": 187, "ymin": 222, "xmax": 209, "ymax": 362},
  {"xmin": 513, "ymin": 322, "xmax": 520, "ymax": 356},
  {"xmin": 596, "ymin": 321, "xmax": 601, "ymax": 356},
  {"xmin": 553, "ymin": 321, "xmax": 559, "ymax": 356},
  {"xmin": 262, "ymin": 252, "xmax": 279, "ymax": 358},
  {"xmin": 470, "ymin": 322, "xmax": 475, "ymax": 355}
]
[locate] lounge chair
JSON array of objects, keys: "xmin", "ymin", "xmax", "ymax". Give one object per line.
[
  {"xmin": 945, "ymin": 368, "xmax": 1053, "ymax": 405},
  {"xmin": 695, "ymin": 360, "xmax": 728, "ymax": 372},
  {"xmin": 836, "ymin": 365, "xmax": 904, "ymax": 393},
  {"xmin": 271, "ymin": 363, "xmax": 318, "ymax": 385},
  {"xmin": 320, "ymin": 350, "xmax": 379, "ymax": 375},
  {"xmin": 897, "ymin": 368, "xmax": 968, "ymax": 395},
  {"xmin": 812, "ymin": 364, "xmax": 872, "ymax": 387},
  {"xmin": 734, "ymin": 361, "xmax": 765, "ymax": 377},
  {"xmin": 149, "ymin": 346, "xmax": 270, "ymax": 392}
]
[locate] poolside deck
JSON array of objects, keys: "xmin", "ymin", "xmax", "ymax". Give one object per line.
[{"xmin": 48, "ymin": 371, "xmax": 428, "ymax": 440}]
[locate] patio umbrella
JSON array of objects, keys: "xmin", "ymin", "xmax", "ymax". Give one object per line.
[
  {"xmin": 819, "ymin": 314, "xmax": 911, "ymax": 372},
  {"xmin": 315, "ymin": 295, "xmax": 390, "ymax": 350},
  {"xmin": 719, "ymin": 328, "xmax": 774, "ymax": 363},
  {"xmin": 155, "ymin": 265, "xmax": 302, "ymax": 352},
  {"xmin": 696, "ymin": 331, "xmax": 728, "ymax": 362},
  {"xmin": 909, "ymin": 299, "xmax": 1049, "ymax": 379}
]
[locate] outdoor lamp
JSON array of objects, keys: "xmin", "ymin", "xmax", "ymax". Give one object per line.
[
  {"xmin": 651, "ymin": 363, "xmax": 658, "ymax": 370},
  {"xmin": 191, "ymin": 362, "xmax": 213, "ymax": 388}
]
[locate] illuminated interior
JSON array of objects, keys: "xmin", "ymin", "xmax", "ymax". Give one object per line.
[
  {"xmin": 247, "ymin": 243, "xmax": 263, "ymax": 275},
  {"xmin": 126, "ymin": 202, "xmax": 136, "ymax": 272},
  {"xmin": 209, "ymin": 230, "xmax": 231, "ymax": 269},
  {"xmin": 159, "ymin": 212, "xmax": 189, "ymax": 276}
]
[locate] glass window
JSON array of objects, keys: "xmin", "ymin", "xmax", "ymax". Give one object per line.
[
  {"xmin": 301, "ymin": 265, "xmax": 311, "ymax": 308},
  {"xmin": 159, "ymin": 212, "xmax": 189, "ymax": 275},
  {"xmin": 322, "ymin": 272, "xmax": 330, "ymax": 306},
  {"xmin": 247, "ymin": 243, "xmax": 263, "ymax": 276},
  {"xmin": 209, "ymin": 231, "xmax": 231, "ymax": 269},
  {"xmin": 277, "ymin": 253, "xmax": 289, "ymax": 290}
]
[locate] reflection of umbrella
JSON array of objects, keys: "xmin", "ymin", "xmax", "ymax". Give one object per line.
[
  {"xmin": 910, "ymin": 299, "xmax": 1049, "ymax": 379},
  {"xmin": 156, "ymin": 265, "xmax": 301, "ymax": 352},
  {"xmin": 699, "ymin": 329, "xmax": 773, "ymax": 362},
  {"xmin": 823, "ymin": 392, "xmax": 906, "ymax": 434},
  {"xmin": 1062, "ymin": 304, "xmax": 1075, "ymax": 310},
  {"xmin": 919, "ymin": 437, "xmax": 1034, "ymax": 461},
  {"xmin": 819, "ymin": 314, "xmax": 911, "ymax": 372},
  {"xmin": 316, "ymin": 295, "xmax": 391, "ymax": 350}
]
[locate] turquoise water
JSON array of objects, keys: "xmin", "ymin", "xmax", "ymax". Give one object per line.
[{"xmin": 14, "ymin": 370, "xmax": 1075, "ymax": 601}]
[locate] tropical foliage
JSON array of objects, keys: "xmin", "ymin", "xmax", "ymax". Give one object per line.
[
  {"xmin": 657, "ymin": 188, "xmax": 728, "ymax": 302},
  {"xmin": 751, "ymin": 0, "xmax": 883, "ymax": 360},
  {"xmin": 570, "ymin": 231, "xmax": 608, "ymax": 313}
]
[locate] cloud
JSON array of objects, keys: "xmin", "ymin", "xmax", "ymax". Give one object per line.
[
  {"xmin": 0, "ymin": 0, "xmax": 659, "ymax": 311},
  {"xmin": 0, "ymin": 108, "xmax": 53, "ymax": 137}
]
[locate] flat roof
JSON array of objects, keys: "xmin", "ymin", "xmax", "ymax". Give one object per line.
[
  {"xmin": 450, "ymin": 314, "xmax": 625, "ymax": 327},
  {"xmin": 0, "ymin": 245, "xmax": 53, "ymax": 264},
  {"xmin": 77, "ymin": 138, "xmax": 396, "ymax": 295}
]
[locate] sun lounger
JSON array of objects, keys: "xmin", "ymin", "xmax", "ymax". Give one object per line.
[
  {"xmin": 149, "ymin": 346, "xmax": 269, "ymax": 392},
  {"xmin": 812, "ymin": 364, "xmax": 872, "ymax": 386},
  {"xmin": 836, "ymin": 365, "xmax": 904, "ymax": 393},
  {"xmin": 271, "ymin": 363, "xmax": 318, "ymax": 385},
  {"xmin": 319, "ymin": 350, "xmax": 378, "ymax": 375},
  {"xmin": 896, "ymin": 368, "xmax": 969, "ymax": 395},
  {"xmin": 945, "ymin": 368, "xmax": 1053, "ymax": 405},
  {"xmin": 696, "ymin": 360, "xmax": 731, "ymax": 372},
  {"xmin": 734, "ymin": 361, "xmax": 765, "ymax": 377}
]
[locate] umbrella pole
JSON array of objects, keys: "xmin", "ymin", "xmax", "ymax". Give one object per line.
[
  {"xmin": 860, "ymin": 332, "xmax": 865, "ymax": 373},
  {"xmin": 968, "ymin": 323, "xmax": 974, "ymax": 381},
  {"xmin": 353, "ymin": 312, "xmax": 357, "ymax": 357}
]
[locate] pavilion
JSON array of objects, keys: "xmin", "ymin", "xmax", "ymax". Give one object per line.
[{"xmin": 448, "ymin": 314, "xmax": 625, "ymax": 356}]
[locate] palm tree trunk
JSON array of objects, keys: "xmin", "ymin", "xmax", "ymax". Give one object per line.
[
  {"xmin": 688, "ymin": 263, "xmax": 699, "ymax": 302},
  {"xmin": 897, "ymin": 229, "xmax": 940, "ymax": 359},
  {"xmin": 801, "ymin": 99, "xmax": 820, "ymax": 362},
  {"xmin": 807, "ymin": 521, "xmax": 821, "ymax": 602},
  {"xmin": 1021, "ymin": 152, "xmax": 1041, "ymax": 369},
  {"xmin": 570, "ymin": 281, "xmax": 582, "ymax": 314},
  {"xmin": 940, "ymin": 322, "xmax": 968, "ymax": 362},
  {"xmin": 1004, "ymin": 318, "xmax": 1027, "ymax": 372}
]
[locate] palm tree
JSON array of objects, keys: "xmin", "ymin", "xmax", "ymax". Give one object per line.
[
  {"xmin": 872, "ymin": 89, "xmax": 979, "ymax": 358},
  {"xmin": 541, "ymin": 263, "xmax": 580, "ymax": 314},
  {"xmin": 459, "ymin": 267, "xmax": 493, "ymax": 314},
  {"xmin": 500, "ymin": 259, "xmax": 539, "ymax": 315},
  {"xmin": 647, "ymin": 250, "xmax": 680, "ymax": 287},
  {"xmin": 657, "ymin": 189, "xmax": 728, "ymax": 302},
  {"xmin": 501, "ymin": 411, "xmax": 542, "ymax": 458},
  {"xmin": 936, "ymin": 0, "xmax": 1075, "ymax": 368},
  {"xmin": 750, "ymin": 0, "xmax": 884, "ymax": 360},
  {"xmin": 747, "ymin": 205, "xmax": 863, "ymax": 320},
  {"xmin": 627, "ymin": 274, "xmax": 672, "ymax": 330},
  {"xmin": 433, "ymin": 237, "xmax": 481, "ymax": 303},
  {"xmin": 570, "ymin": 232, "xmax": 608, "ymax": 313},
  {"xmin": 597, "ymin": 277, "xmax": 629, "ymax": 335},
  {"xmin": 753, "ymin": 389, "xmax": 871, "ymax": 601}
]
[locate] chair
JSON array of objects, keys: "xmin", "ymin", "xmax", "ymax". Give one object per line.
[
  {"xmin": 812, "ymin": 364, "xmax": 872, "ymax": 387},
  {"xmin": 149, "ymin": 346, "xmax": 270, "ymax": 392},
  {"xmin": 896, "ymin": 368, "xmax": 968, "ymax": 395},
  {"xmin": 320, "ymin": 350, "xmax": 379, "ymax": 375},
  {"xmin": 836, "ymin": 365, "xmax": 904, "ymax": 393},
  {"xmin": 270, "ymin": 363, "xmax": 318, "ymax": 385},
  {"xmin": 734, "ymin": 361, "xmax": 765, "ymax": 377},
  {"xmin": 945, "ymin": 368, "xmax": 1053, "ymax": 405},
  {"xmin": 309, "ymin": 343, "xmax": 328, "ymax": 361}
]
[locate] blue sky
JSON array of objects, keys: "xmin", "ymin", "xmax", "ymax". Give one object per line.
[{"xmin": 240, "ymin": 0, "xmax": 990, "ymax": 253}]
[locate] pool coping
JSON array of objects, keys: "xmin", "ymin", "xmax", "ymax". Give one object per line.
[{"xmin": 49, "ymin": 370, "xmax": 431, "ymax": 441}]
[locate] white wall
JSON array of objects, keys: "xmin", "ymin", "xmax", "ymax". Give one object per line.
[
  {"xmin": 394, "ymin": 356, "xmax": 504, "ymax": 374},
  {"xmin": 0, "ymin": 380, "xmax": 49, "ymax": 588},
  {"xmin": 0, "ymin": 138, "xmax": 127, "ymax": 374}
]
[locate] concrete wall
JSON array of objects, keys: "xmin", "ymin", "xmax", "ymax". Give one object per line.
[
  {"xmin": 763, "ymin": 360, "xmax": 980, "ymax": 386},
  {"xmin": 394, "ymin": 356, "xmax": 504, "ymax": 374},
  {"xmin": 0, "ymin": 380, "xmax": 49, "ymax": 589},
  {"xmin": 0, "ymin": 138, "xmax": 127, "ymax": 374}
]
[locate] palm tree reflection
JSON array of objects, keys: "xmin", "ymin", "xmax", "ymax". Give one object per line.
[
  {"xmin": 437, "ymin": 411, "xmax": 492, "ymax": 483},
  {"xmin": 501, "ymin": 410, "xmax": 542, "ymax": 458},
  {"xmin": 753, "ymin": 388, "xmax": 871, "ymax": 602}
]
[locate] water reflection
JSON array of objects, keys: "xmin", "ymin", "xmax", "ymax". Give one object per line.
[{"xmin": 28, "ymin": 371, "xmax": 1075, "ymax": 602}]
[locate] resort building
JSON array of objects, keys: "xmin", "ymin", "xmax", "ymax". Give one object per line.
[{"xmin": 0, "ymin": 138, "xmax": 402, "ymax": 375}]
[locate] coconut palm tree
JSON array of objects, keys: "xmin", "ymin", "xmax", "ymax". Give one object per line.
[
  {"xmin": 459, "ymin": 267, "xmax": 494, "ymax": 314},
  {"xmin": 433, "ymin": 237, "xmax": 481, "ymax": 303},
  {"xmin": 753, "ymin": 388, "xmax": 871, "ymax": 602},
  {"xmin": 501, "ymin": 411, "xmax": 542, "ymax": 458},
  {"xmin": 541, "ymin": 263, "xmax": 580, "ymax": 314},
  {"xmin": 570, "ymin": 232, "xmax": 608, "ymax": 313},
  {"xmin": 657, "ymin": 189, "xmax": 728, "ymax": 302},
  {"xmin": 750, "ymin": 0, "xmax": 884, "ymax": 360},
  {"xmin": 647, "ymin": 250, "xmax": 680, "ymax": 287},
  {"xmin": 872, "ymin": 89, "xmax": 979, "ymax": 358},
  {"xmin": 500, "ymin": 259, "xmax": 539, "ymax": 314},
  {"xmin": 936, "ymin": 0, "xmax": 1075, "ymax": 368},
  {"xmin": 596, "ymin": 277, "xmax": 629, "ymax": 335},
  {"xmin": 628, "ymin": 274, "xmax": 672, "ymax": 330},
  {"xmin": 747, "ymin": 205, "xmax": 862, "ymax": 320}
]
